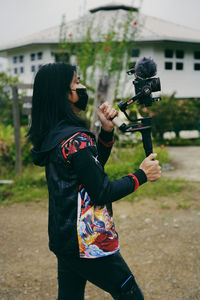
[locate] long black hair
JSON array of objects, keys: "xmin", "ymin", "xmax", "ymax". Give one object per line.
[{"xmin": 26, "ymin": 62, "xmax": 87, "ymax": 149}]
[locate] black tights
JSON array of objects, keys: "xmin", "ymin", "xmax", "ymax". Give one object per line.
[{"xmin": 56, "ymin": 252, "xmax": 144, "ymax": 300}]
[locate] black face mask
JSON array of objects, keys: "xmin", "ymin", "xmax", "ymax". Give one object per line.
[{"xmin": 74, "ymin": 88, "xmax": 88, "ymax": 111}]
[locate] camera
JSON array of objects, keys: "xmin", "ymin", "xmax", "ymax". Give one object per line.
[
  {"xmin": 127, "ymin": 57, "xmax": 161, "ymax": 107},
  {"xmin": 115, "ymin": 57, "xmax": 162, "ymax": 157}
]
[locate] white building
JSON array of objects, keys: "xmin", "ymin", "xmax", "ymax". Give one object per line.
[{"xmin": 0, "ymin": 3, "xmax": 200, "ymax": 98}]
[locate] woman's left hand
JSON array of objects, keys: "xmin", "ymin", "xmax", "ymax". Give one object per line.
[{"xmin": 97, "ymin": 102, "xmax": 118, "ymax": 132}]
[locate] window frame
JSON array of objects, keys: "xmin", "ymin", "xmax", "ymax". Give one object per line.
[
  {"xmin": 194, "ymin": 51, "xmax": 200, "ymax": 60},
  {"xmin": 13, "ymin": 56, "xmax": 17, "ymax": 64},
  {"xmin": 165, "ymin": 61, "xmax": 173, "ymax": 70},
  {"xmin": 19, "ymin": 55, "xmax": 24, "ymax": 63},
  {"xmin": 37, "ymin": 52, "xmax": 43, "ymax": 60},
  {"xmin": 30, "ymin": 53, "xmax": 35, "ymax": 61},
  {"xmin": 164, "ymin": 49, "xmax": 174, "ymax": 58},
  {"xmin": 176, "ymin": 62, "xmax": 184, "ymax": 70},
  {"xmin": 131, "ymin": 48, "xmax": 140, "ymax": 58},
  {"xmin": 31, "ymin": 65, "xmax": 36, "ymax": 72},
  {"xmin": 194, "ymin": 63, "xmax": 200, "ymax": 71}
]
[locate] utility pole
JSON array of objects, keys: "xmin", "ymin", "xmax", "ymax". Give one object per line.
[
  {"xmin": 12, "ymin": 83, "xmax": 33, "ymax": 177},
  {"xmin": 12, "ymin": 85, "xmax": 22, "ymax": 176}
]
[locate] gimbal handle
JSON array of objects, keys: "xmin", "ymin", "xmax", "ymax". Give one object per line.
[{"xmin": 141, "ymin": 128, "xmax": 153, "ymax": 157}]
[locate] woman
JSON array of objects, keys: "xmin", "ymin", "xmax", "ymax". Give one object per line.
[{"xmin": 26, "ymin": 62, "xmax": 161, "ymax": 300}]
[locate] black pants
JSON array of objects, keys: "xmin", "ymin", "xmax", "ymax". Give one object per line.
[{"xmin": 56, "ymin": 251, "xmax": 144, "ymax": 300}]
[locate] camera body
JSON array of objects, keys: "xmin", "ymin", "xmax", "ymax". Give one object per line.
[
  {"xmin": 127, "ymin": 57, "xmax": 161, "ymax": 107},
  {"xmin": 133, "ymin": 76, "xmax": 161, "ymax": 106}
]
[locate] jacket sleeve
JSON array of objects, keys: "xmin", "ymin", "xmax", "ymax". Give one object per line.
[
  {"xmin": 97, "ymin": 128, "xmax": 114, "ymax": 167},
  {"xmin": 60, "ymin": 133, "xmax": 147, "ymax": 206}
]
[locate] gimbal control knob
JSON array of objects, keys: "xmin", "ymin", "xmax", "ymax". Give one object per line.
[{"xmin": 142, "ymin": 85, "xmax": 152, "ymax": 96}]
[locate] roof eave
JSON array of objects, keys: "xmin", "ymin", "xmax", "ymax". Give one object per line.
[
  {"xmin": 0, "ymin": 41, "xmax": 58, "ymax": 53},
  {"xmin": 1, "ymin": 37, "xmax": 200, "ymax": 55},
  {"xmin": 135, "ymin": 37, "xmax": 200, "ymax": 44}
]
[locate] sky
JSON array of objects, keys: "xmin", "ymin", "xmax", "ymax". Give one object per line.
[
  {"xmin": 0, "ymin": 0, "xmax": 200, "ymax": 67},
  {"xmin": 0, "ymin": 0, "xmax": 200, "ymax": 46}
]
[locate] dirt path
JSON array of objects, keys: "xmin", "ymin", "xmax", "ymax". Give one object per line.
[
  {"xmin": 0, "ymin": 146, "xmax": 200, "ymax": 300},
  {"xmin": 0, "ymin": 195, "xmax": 200, "ymax": 300},
  {"xmin": 163, "ymin": 146, "xmax": 200, "ymax": 181}
]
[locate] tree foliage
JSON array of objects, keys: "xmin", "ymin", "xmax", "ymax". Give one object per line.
[
  {"xmin": 57, "ymin": 10, "xmax": 139, "ymax": 95},
  {"xmin": 0, "ymin": 71, "xmax": 28, "ymax": 126},
  {"xmin": 0, "ymin": 71, "xmax": 18, "ymax": 125}
]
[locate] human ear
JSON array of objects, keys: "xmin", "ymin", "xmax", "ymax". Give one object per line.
[
  {"xmin": 67, "ymin": 90, "xmax": 73, "ymax": 102},
  {"xmin": 67, "ymin": 89, "xmax": 78, "ymax": 104}
]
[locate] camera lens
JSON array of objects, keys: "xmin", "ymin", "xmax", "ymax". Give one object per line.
[{"xmin": 151, "ymin": 77, "xmax": 161, "ymax": 92}]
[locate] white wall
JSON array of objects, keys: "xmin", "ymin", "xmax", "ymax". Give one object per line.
[
  {"xmin": 147, "ymin": 42, "xmax": 200, "ymax": 98},
  {"xmin": 0, "ymin": 57, "xmax": 8, "ymax": 71},
  {"xmin": 2, "ymin": 40, "xmax": 200, "ymax": 98},
  {"xmin": 7, "ymin": 45, "xmax": 55, "ymax": 84}
]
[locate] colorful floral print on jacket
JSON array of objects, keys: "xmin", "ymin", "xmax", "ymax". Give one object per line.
[{"xmin": 61, "ymin": 132, "xmax": 119, "ymax": 258}]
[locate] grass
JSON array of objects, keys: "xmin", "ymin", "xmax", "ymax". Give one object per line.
[
  {"xmin": 121, "ymin": 178, "xmax": 187, "ymax": 202},
  {"xmin": 160, "ymin": 203, "xmax": 171, "ymax": 209},
  {"xmin": 177, "ymin": 202, "xmax": 192, "ymax": 209},
  {"xmin": 0, "ymin": 164, "xmax": 48, "ymax": 204},
  {"xmin": 105, "ymin": 144, "xmax": 169, "ymax": 180}
]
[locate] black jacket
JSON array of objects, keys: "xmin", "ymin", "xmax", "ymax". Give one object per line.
[{"xmin": 32, "ymin": 120, "xmax": 147, "ymax": 257}]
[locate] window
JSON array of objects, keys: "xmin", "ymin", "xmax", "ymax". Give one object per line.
[
  {"xmin": 13, "ymin": 56, "xmax": 17, "ymax": 63},
  {"xmin": 165, "ymin": 62, "xmax": 173, "ymax": 70},
  {"xmin": 165, "ymin": 49, "xmax": 173, "ymax": 58},
  {"xmin": 20, "ymin": 67, "xmax": 24, "ymax": 73},
  {"xmin": 194, "ymin": 51, "xmax": 200, "ymax": 59},
  {"xmin": 176, "ymin": 50, "xmax": 184, "ymax": 59},
  {"xmin": 31, "ymin": 65, "xmax": 35, "ymax": 72},
  {"xmin": 164, "ymin": 49, "xmax": 185, "ymax": 71},
  {"xmin": 176, "ymin": 62, "xmax": 183, "ymax": 70},
  {"xmin": 37, "ymin": 52, "xmax": 43, "ymax": 60},
  {"xmin": 128, "ymin": 62, "xmax": 136, "ymax": 70},
  {"xmin": 14, "ymin": 68, "xmax": 18, "ymax": 74},
  {"xmin": 19, "ymin": 55, "xmax": 24, "ymax": 63},
  {"xmin": 38, "ymin": 65, "xmax": 42, "ymax": 70},
  {"xmin": 131, "ymin": 49, "xmax": 140, "ymax": 57},
  {"xmin": 30, "ymin": 53, "xmax": 35, "ymax": 61},
  {"xmin": 194, "ymin": 63, "xmax": 200, "ymax": 71},
  {"xmin": 55, "ymin": 52, "xmax": 69, "ymax": 63}
]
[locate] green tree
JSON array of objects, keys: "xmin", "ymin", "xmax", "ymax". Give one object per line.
[
  {"xmin": 0, "ymin": 71, "xmax": 18, "ymax": 125},
  {"xmin": 0, "ymin": 70, "xmax": 28, "ymax": 126}
]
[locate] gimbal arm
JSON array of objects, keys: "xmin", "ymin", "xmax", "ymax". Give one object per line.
[
  {"xmin": 117, "ymin": 116, "xmax": 153, "ymax": 157},
  {"xmin": 114, "ymin": 93, "xmax": 153, "ymax": 157}
]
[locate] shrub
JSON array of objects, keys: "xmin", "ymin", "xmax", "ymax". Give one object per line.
[
  {"xmin": 0, "ymin": 124, "xmax": 32, "ymax": 175},
  {"xmin": 157, "ymin": 137, "xmax": 200, "ymax": 146},
  {"xmin": 139, "ymin": 94, "xmax": 200, "ymax": 139}
]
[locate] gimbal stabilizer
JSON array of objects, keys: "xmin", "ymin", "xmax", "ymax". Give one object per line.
[
  {"xmin": 114, "ymin": 57, "xmax": 161, "ymax": 157},
  {"xmin": 116, "ymin": 97, "xmax": 155, "ymax": 157}
]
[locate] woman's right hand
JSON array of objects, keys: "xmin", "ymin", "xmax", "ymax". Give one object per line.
[{"xmin": 139, "ymin": 153, "xmax": 161, "ymax": 182}]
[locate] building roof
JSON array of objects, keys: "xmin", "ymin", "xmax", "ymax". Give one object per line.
[
  {"xmin": 1, "ymin": 4, "xmax": 200, "ymax": 53},
  {"xmin": 89, "ymin": 2, "xmax": 138, "ymax": 13}
]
